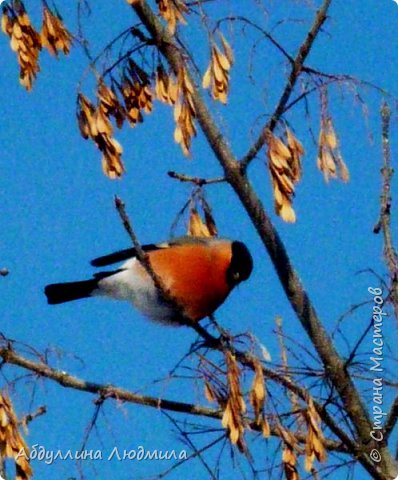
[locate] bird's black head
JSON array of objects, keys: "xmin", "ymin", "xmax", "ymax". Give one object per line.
[{"xmin": 226, "ymin": 241, "xmax": 253, "ymax": 286}]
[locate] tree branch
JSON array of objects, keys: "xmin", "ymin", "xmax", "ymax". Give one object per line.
[
  {"xmin": 240, "ymin": 0, "xmax": 332, "ymax": 169},
  {"xmin": 0, "ymin": 345, "xmax": 346, "ymax": 453},
  {"xmin": 373, "ymin": 102, "xmax": 398, "ymax": 322}
]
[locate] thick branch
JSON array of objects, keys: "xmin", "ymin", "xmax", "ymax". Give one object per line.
[
  {"xmin": 374, "ymin": 102, "xmax": 398, "ymax": 321},
  {"xmin": 240, "ymin": 0, "xmax": 332, "ymax": 168},
  {"xmin": 0, "ymin": 346, "xmax": 345, "ymax": 453},
  {"xmin": 0, "ymin": 345, "xmax": 219, "ymax": 417},
  {"xmin": 128, "ymin": 3, "xmax": 397, "ymax": 478}
]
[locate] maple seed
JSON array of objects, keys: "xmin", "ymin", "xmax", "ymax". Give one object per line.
[
  {"xmin": 317, "ymin": 116, "xmax": 350, "ymax": 183},
  {"xmin": 155, "ymin": 0, "xmax": 188, "ymax": 35},
  {"xmin": 77, "ymin": 91, "xmax": 125, "ymax": 179},
  {"xmin": 202, "ymin": 34, "xmax": 234, "ymax": 104},
  {"xmin": 173, "ymin": 66, "xmax": 197, "ymax": 157},
  {"xmin": 1, "ymin": 2, "xmax": 41, "ymax": 91},
  {"xmin": 267, "ymin": 128, "xmax": 305, "ymax": 223},
  {"xmin": 41, "ymin": 6, "xmax": 72, "ymax": 56}
]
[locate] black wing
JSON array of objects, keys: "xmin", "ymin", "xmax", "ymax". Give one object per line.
[
  {"xmin": 90, "ymin": 244, "xmax": 160, "ymax": 267},
  {"xmin": 90, "ymin": 236, "xmax": 212, "ymax": 267}
]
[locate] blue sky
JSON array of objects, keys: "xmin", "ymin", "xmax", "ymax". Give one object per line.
[{"xmin": 1, "ymin": 0, "xmax": 398, "ymax": 479}]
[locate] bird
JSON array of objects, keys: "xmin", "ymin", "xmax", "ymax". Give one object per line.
[{"xmin": 44, "ymin": 237, "xmax": 253, "ymax": 325}]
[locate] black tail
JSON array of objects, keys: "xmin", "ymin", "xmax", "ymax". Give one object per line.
[{"xmin": 44, "ymin": 279, "xmax": 99, "ymax": 305}]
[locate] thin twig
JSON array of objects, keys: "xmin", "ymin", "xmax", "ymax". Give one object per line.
[
  {"xmin": 19, "ymin": 405, "xmax": 47, "ymax": 427},
  {"xmin": 240, "ymin": 0, "xmax": 332, "ymax": 169},
  {"xmin": 167, "ymin": 171, "xmax": 225, "ymax": 186}
]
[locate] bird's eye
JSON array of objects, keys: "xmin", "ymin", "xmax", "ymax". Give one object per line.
[{"xmin": 233, "ymin": 271, "xmax": 240, "ymax": 281}]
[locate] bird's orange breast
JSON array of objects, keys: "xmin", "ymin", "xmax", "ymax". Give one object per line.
[{"xmin": 143, "ymin": 241, "xmax": 233, "ymax": 321}]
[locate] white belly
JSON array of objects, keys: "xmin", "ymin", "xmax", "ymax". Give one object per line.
[{"xmin": 93, "ymin": 259, "xmax": 178, "ymax": 324}]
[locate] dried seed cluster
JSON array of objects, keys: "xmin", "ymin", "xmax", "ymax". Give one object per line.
[
  {"xmin": 203, "ymin": 35, "xmax": 234, "ymax": 104},
  {"xmin": 155, "ymin": 65, "xmax": 178, "ymax": 105},
  {"xmin": 279, "ymin": 426, "xmax": 299, "ymax": 480},
  {"xmin": 77, "ymin": 60, "xmax": 156, "ymax": 178},
  {"xmin": 120, "ymin": 61, "xmax": 153, "ymax": 127},
  {"xmin": 77, "ymin": 93, "xmax": 124, "ymax": 178},
  {"xmin": 0, "ymin": 392, "xmax": 32, "ymax": 480},
  {"xmin": 174, "ymin": 67, "xmax": 197, "ymax": 156},
  {"xmin": 221, "ymin": 352, "xmax": 246, "ymax": 451},
  {"xmin": 41, "ymin": 6, "xmax": 72, "ymax": 56},
  {"xmin": 202, "ymin": 349, "xmax": 327, "ymax": 478},
  {"xmin": 156, "ymin": 0, "xmax": 187, "ymax": 34},
  {"xmin": 2, "ymin": 2, "xmax": 41, "ymax": 91},
  {"xmin": 267, "ymin": 128, "xmax": 304, "ymax": 223},
  {"xmin": 249, "ymin": 358, "xmax": 270, "ymax": 437},
  {"xmin": 1, "ymin": 2, "xmax": 71, "ymax": 90},
  {"xmin": 304, "ymin": 398, "xmax": 327, "ymax": 471},
  {"xmin": 317, "ymin": 116, "xmax": 349, "ymax": 183},
  {"xmin": 187, "ymin": 201, "xmax": 217, "ymax": 238}
]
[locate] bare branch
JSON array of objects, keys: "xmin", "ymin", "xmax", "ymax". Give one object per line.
[
  {"xmin": 373, "ymin": 102, "xmax": 398, "ymax": 321},
  {"xmin": 19, "ymin": 405, "xmax": 47, "ymax": 427},
  {"xmin": 0, "ymin": 344, "xmax": 346, "ymax": 454},
  {"xmin": 167, "ymin": 171, "xmax": 225, "ymax": 186},
  {"xmin": 240, "ymin": 0, "xmax": 332, "ymax": 168}
]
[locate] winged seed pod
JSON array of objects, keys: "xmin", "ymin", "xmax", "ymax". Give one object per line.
[
  {"xmin": 201, "ymin": 198, "xmax": 218, "ymax": 237},
  {"xmin": 304, "ymin": 397, "xmax": 327, "ymax": 471},
  {"xmin": 119, "ymin": 62, "xmax": 153, "ymax": 128},
  {"xmin": 101, "ymin": 136, "xmax": 124, "ymax": 179},
  {"xmin": 97, "ymin": 80, "xmax": 125, "ymax": 129},
  {"xmin": 41, "ymin": 6, "xmax": 72, "ymax": 56},
  {"xmin": 249, "ymin": 358, "xmax": 265, "ymax": 422},
  {"xmin": 156, "ymin": 0, "xmax": 188, "ymax": 35},
  {"xmin": 278, "ymin": 426, "xmax": 300, "ymax": 480},
  {"xmin": 0, "ymin": 392, "xmax": 32, "ymax": 480},
  {"xmin": 267, "ymin": 129, "xmax": 304, "ymax": 223},
  {"xmin": 204, "ymin": 381, "xmax": 217, "ymax": 403},
  {"xmin": 1, "ymin": 2, "xmax": 41, "ymax": 91},
  {"xmin": 187, "ymin": 208, "xmax": 215, "ymax": 237},
  {"xmin": 173, "ymin": 67, "xmax": 197, "ymax": 156},
  {"xmin": 77, "ymin": 93, "xmax": 125, "ymax": 178},
  {"xmin": 317, "ymin": 117, "xmax": 349, "ymax": 183},
  {"xmin": 202, "ymin": 35, "xmax": 234, "ymax": 104},
  {"xmin": 221, "ymin": 352, "xmax": 246, "ymax": 447},
  {"xmin": 249, "ymin": 359, "xmax": 271, "ymax": 438},
  {"xmin": 155, "ymin": 65, "xmax": 178, "ymax": 105}
]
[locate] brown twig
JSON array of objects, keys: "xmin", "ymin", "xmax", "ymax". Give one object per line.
[
  {"xmin": 373, "ymin": 102, "xmax": 398, "ymax": 321},
  {"xmin": 19, "ymin": 405, "xmax": 47, "ymax": 427},
  {"xmin": 168, "ymin": 171, "xmax": 225, "ymax": 186},
  {"xmin": 240, "ymin": 0, "xmax": 332, "ymax": 169}
]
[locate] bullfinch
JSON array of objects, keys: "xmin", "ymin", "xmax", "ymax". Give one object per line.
[{"xmin": 44, "ymin": 236, "xmax": 253, "ymax": 325}]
